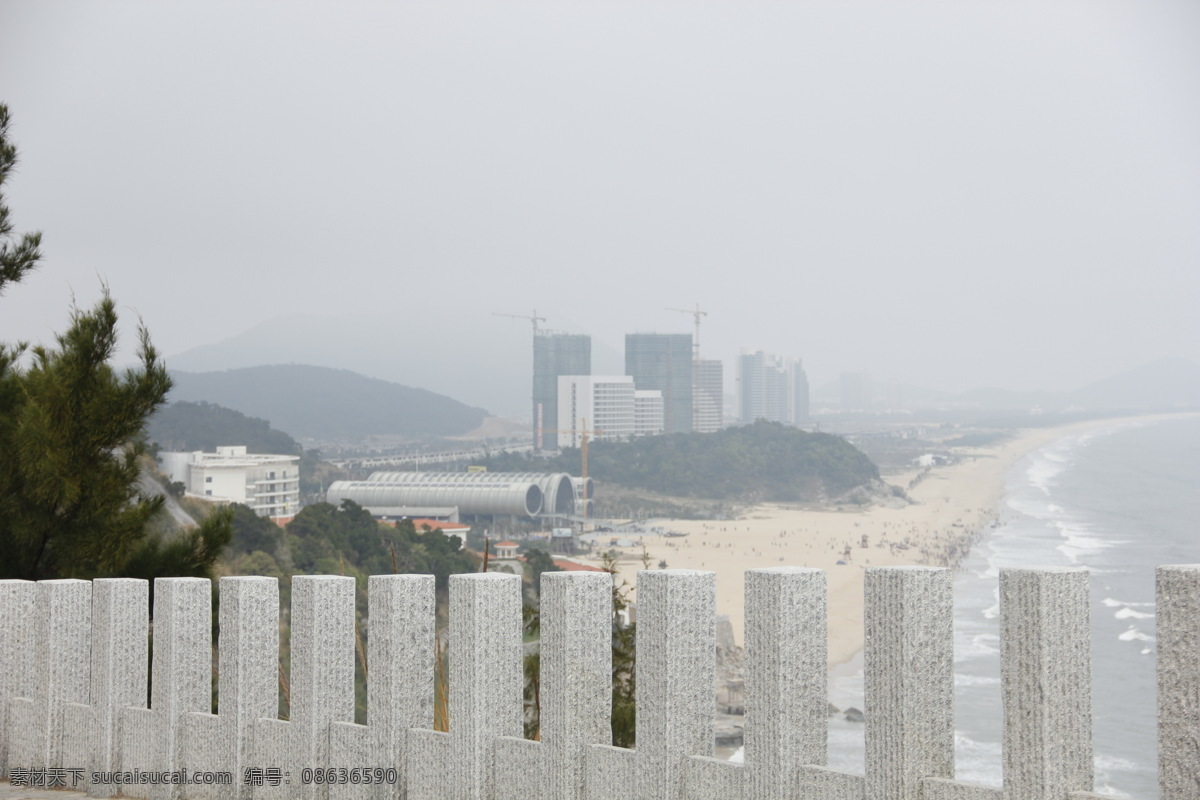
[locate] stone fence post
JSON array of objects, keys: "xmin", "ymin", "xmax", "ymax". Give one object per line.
[
  {"xmin": 865, "ymin": 566, "xmax": 955, "ymax": 800},
  {"xmin": 634, "ymin": 569, "xmax": 715, "ymax": 800},
  {"xmin": 329, "ymin": 574, "xmax": 436, "ymax": 800},
  {"xmin": 494, "ymin": 571, "xmax": 612, "ymax": 800},
  {"xmin": 1000, "ymin": 567, "xmax": 1092, "ymax": 800},
  {"xmin": 0, "ymin": 579, "xmax": 36, "ymax": 778},
  {"xmin": 120, "ymin": 577, "xmax": 212, "ymax": 800},
  {"xmin": 63, "ymin": 578, "xmax": 148, "ymax": 797},
  {"xmin": 253, "ymin": 575, "xmax": 356, "ymax": 800},
  {"xmin": 406, "ymin": 572, "xmax": 523, "ymax": 800},
  {"xmin": 7, "ymin": 580, "xmax": 92, "ymax": 773},
  {"xmin": 1157, "ymin": 564, "xmax": 1200, "ymax": 800},
  {"xmin": 187, "ymin": 576, "xmax": 279, "ymax": 800}
]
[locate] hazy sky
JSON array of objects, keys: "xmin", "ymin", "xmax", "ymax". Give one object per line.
[{"xmin": 2, "ymin": 0, "xmax": 1198, "ymax": 415}]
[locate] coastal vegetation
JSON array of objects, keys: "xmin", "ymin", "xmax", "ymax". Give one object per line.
[{"xmin": 484, "ymin": 420, "xmax": 880, "ymax": 502}]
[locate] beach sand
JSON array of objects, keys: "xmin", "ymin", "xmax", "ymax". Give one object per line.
[{"xmin": 581, "ymin": 415, "xmax": 1177, "ymax": 666}]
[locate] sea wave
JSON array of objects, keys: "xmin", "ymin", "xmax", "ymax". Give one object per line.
[
  {"xmin": 1113, "ymin": 607, "xmax": 1154, "ymax": 620},
  {"xmin": 1102, "ymin": 597, "xmax": 1155, "ymax": 608},
  {"xmin": 953, "ymin": 673, "xmax": 1001, "ymax": 688},
  {"xmin": 1117, "ymin": 625, "xmax": 1156, "ymax": 643},
  {"xmin": 1055, "ymin": 520, "xmax": 1113, "ymax": 563}
]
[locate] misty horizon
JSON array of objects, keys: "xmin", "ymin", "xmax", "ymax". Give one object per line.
[{"xmin": 2, "ymin": 0, "xmax": 1198, "ymax": 418}]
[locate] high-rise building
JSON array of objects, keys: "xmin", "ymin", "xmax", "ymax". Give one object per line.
[
  {"xmin": 793, "ymin": 364, "xmax": 810, "ymax": 422},
  {"xmin": 693, "ymin": 359, "xmax": 724, "ymax": 433},
  {"xmin": 738, "ymin": 349, "xmax": 809, "ymax": 426},
  {"xmin": 533, "ymin": 333, "xmax": 590, "ymax": 450},
  {"xmin": 557, "ymin": 375, "xmax": 636, "ymax": 447},
  {"xmin": 625, "ymin": 333, "xmax": 693, "ymax": 434}
]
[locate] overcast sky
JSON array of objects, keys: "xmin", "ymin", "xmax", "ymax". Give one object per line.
[{"xmin": 2, "ymin": 0, "xmax": 1198, "ymax": 415}]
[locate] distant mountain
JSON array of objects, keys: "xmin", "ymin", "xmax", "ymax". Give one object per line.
[
  {"xmin": 165, "ymin": 313, "xmax": 533, "ymax": 417},
  {"xmin": 1068, "ymin": 358, "xmax": 1200, "ymax": 411},
  {"xmin": 168, "ymin": 365, "xmax": 489, "ymax": 442}
]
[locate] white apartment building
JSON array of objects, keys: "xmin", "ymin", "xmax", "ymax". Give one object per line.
[
  {"xmin": 738, "ymin": 350, "xmax": 810, "ymax": 425},
  {"xmin": 160, "ymin": 445, "xmax": 301, "ymax": 520},
  {"xmin": 557, "ymin": 375, "xmax": 636, "ymax": 447},
  {"xmin": 634, "ymin": 389, "xmax": 665, "ymax": 437},
  {"xmin": 692, "ymin": 359, "xmax": 724, "ymax": 433}
]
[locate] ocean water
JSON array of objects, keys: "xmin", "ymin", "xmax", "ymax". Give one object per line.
[{"xmin": 823, "ymin": 414, "xmax": 1200, "ymax": 798}]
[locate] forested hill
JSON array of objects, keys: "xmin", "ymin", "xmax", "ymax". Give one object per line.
[
  {"xmin": 484, "ymin": 420, "xmax": 881, "ymax": 502},
  {"xmin": 147, "ymin": 400, "xmax": 302, "ymax": 454},
  {"xmin": 168, "ymin": 364, "xmax": 489, "ymax": 441}
]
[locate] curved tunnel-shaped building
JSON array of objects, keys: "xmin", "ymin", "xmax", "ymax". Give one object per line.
[
  {"xmin": 572, "ymin": 476, "xmax": 595, "ymax": 501},
  {"xmin": 362, "ymin": 471, "xmax": 579, "ymax": 519},
  {"xmin": 327, "ymin": 474, "xmax": 544, "ymax": 518}
]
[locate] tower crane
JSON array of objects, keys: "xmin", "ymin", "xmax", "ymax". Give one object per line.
[
  {"xmin": 667, "ymin": 304, "xmax": 707, "ymax": 359},
  {"xmin": 492, "ymin": 309, "xmax": 547, "ymax": 335}
]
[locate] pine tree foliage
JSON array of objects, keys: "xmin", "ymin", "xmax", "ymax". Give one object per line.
[
  {"xmin": 0, "ymin": 103, "xmax": 231, "ymax": 580},
  {"xmin": 0, "ymin": 106, "xmax": 42, "ymax": 294}
]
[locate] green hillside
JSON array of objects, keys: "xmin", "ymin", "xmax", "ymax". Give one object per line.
[
  {"xmin": 485, "ymin": 420, "xmax": 881, "ymax": 502},
  {"xmin": 147, "ymin": 400, "xmax": 302, "ymax": 454},
  {"xmin": 168, "ymin": 364, "xmax": 489, "ymax": 441}
]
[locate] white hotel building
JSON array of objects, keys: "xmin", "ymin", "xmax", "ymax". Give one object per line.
[
  {"xmin": 557, "ymin": 376, "xmax": 664, "ymax": 447},
  {"xmin": 160, "ymin": 445, "xmax": 301, "ymax": 520}
]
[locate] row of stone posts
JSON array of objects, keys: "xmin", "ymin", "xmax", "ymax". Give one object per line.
[{"xmin": 1, "ymin": 565, "xmax": 1197, "ymax": 800}]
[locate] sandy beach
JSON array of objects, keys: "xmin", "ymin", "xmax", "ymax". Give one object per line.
[{"xmin": 581, "ymin": 414, "xmax": 1185, "ymax": 666}]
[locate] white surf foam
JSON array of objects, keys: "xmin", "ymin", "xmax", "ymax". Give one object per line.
[
  {"xmin": 1114, "ymin": 607, "xmax": 1154, "ymax": 620},
  {"xmin": 1117, "ymin": 625, "xmax": 1156, "ymax": 643},
  {"xmin": 1102, "ymin": 598, "xmax": 1155, "ymax": 608}
]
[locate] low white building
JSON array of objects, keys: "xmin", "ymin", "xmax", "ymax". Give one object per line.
[{"xmin": 160, "ymin": 445, "xmax": 301, "ymax": 520}]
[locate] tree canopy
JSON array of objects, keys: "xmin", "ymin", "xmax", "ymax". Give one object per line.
[
  {"xmin": 0, "ymin": 104, "xmax": 231, "ymax": 581},
  {"xmin": 280, "ymin": 500, "xmax": 477, "ymax": 592},
  {"xmin": 147, "ymin": 400, "xmax": 302, "ymax": 456},
  {"xmin": 484, "ymin": 420, "xmax": 880, "ymax": 502}
]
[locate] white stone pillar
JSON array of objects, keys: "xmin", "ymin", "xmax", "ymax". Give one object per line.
[
  {"xmin": 6, "ymin": 579, "xmax": 91, "ymax": 772},
  {"xmin": 494, "ymin": 571, "xmax": 612, "ymax": 800},
  {"xmin": 744, "ymin": 567, "xmax": 827, "ymax": 800},
  {"xmin": 1000, "ymin": 567, "xmax": 1092, "ymax": 800},
  {"xmin": 1156, "ymin": 564, "xmax": 1199, "ymax": 800},
  {"xmin": 635, "ymin": 569, "xmax": 715, "ymax": 800},
  {"xmin": 0, "ymin": 579, "xmax": 36, "ymax": 777},
  {"xmin": 406, "ymin": 572, "xmax": 523, "ymax": 800},
  {"xmin": 60, "ymin": 578, "xmax": 148, "ymax": 797},
  {"xmin": 120, "ymin": 577, "xmax": 212, "ymax": 800},
  {"xmin": 187, "ymin": 577, "xmax": 279, "ymax": 800},
  {"xmin": 329, "ymin": 574, "xmax": 436, "ymax": 800},
  {"xmin": 453, "ymin": 572, "xmax": 523, "ymax": 800},
  {"xmin": 253, "ymin": 575, "xmax": 355, "ymax": 800},
  {"xmin": 865, "ymin": 566, "xmax": 955, "ymax": 800}
]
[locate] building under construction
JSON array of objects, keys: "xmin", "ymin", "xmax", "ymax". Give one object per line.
[{"xmin": 533, "ymin": 333, "xmax": 591, "ymax": 450}]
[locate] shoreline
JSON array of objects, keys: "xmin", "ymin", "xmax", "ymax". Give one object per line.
[{"xmin": 586, "ymin": 412, "xmax": 1195, "ymax": 666}]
